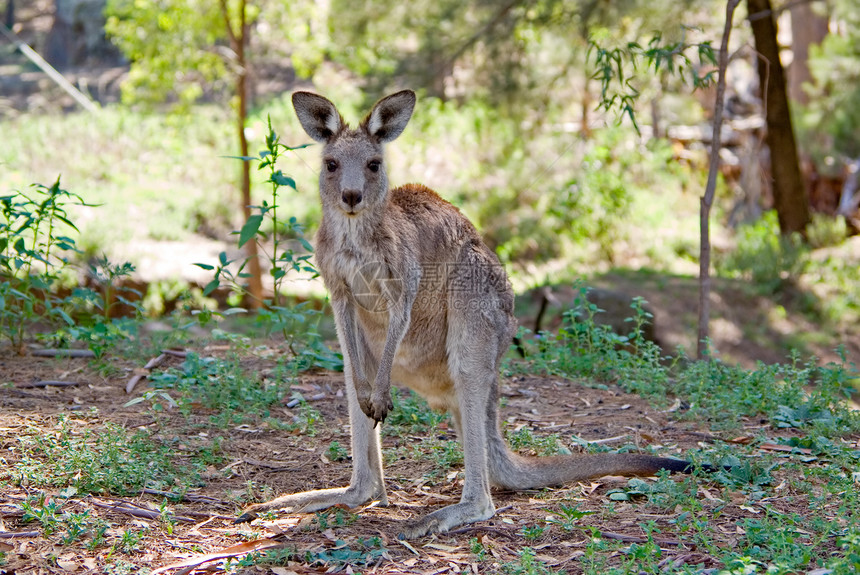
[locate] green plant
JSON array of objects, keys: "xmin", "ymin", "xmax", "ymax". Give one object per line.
[
  {"xmin": 506, "ymin": 427, "xmax": 566, "ymax": 457},
  {"xmin": 469, "ymin": 537, "xmax": 487, "ymax": 561},
  {"xmin": 19, "ymin": 493, "xmax": 64, "ymax": 536},
  {"xmin": 10, "ymin": 417, "xmax": 193, "ymax": 495},
  {"xmin": 385, "ymin": 387, "xmax": 448, "ymax": 434},
  {"xmin": 520, "ymin": 524, "xmax": 548, "ymax": 541},
  {"xmin": 716, "ymin": 211, "xmax": 809, "ymax": 295},
  {"xmin": 326, "ymin": 440, "xmax": 349, "ymax": 462},
  {"xmin": 313, "ymin": 508, "xmax": 357, "ymax": 530},
  {"xmin": 828, "ymin": 530, "xmax": 860, "ymax": 574},
  {"xmin": 114, "ymin": 528, "xmax": 145, "ymax": 554},
  {"xmin": 194, "ymin": 119, "xmax": 341, "ymax": 371},
  {"xmin": 525, "ymin": 286, "xmax": 860, "ymax": 435},
  {"xmin": 0, "ymin": 179, "xmax": 90, "ymax": 352},
  {"xmin": 605, "ymin": 472, "xmax": 696, "ymax": 508},
  {"xmin": 502, "ymin": 547, "xmax": 556, "ymax": 575},
  {"xmin": 547, "ymin": 503, "xmax": 595, "ymax": 531},
  {"xmin": 141, "ymin": 353, "xmax": 284, "ymax": 423}
]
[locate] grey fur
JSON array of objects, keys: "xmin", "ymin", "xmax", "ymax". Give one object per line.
[{"xmin": 241, "ymin": 90, "xmax": 691, "ymax": 538}]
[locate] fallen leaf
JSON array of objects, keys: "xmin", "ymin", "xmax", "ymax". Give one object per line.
[
  {"xmin": 56, "ymin": 559, "xmax": 78, "ymax": 572},
  {"xmin": 759, "ymin": 442, "xmax": 812, "ymax": 455},
  {"xmin": 151, "ymin": 537, "xmax": 285, "ymax": 574}
]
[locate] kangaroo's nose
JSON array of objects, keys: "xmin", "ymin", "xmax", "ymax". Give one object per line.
[{"xmin": 342, "ymin": 190, "xmax": 362, "ymax": 208}]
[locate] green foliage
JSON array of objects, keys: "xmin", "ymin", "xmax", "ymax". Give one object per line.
[
  {"xmin": 547, "ymin": 503, "xmax": 594, "ymax": 531},
  {"xmin": 138, "ymin": 352, "xmax": 284, "ymax": 423},
  {"xmin": 501, "ymin": 547, "xmax": 557, "ymax": 575},
  {"xmin": 326, "ymin": 440, "xmax": 349, "ymax": 462},
  {"xmin": 801, "ymin": 0, "xmax": 860, "ymax": 163},
  {"xmin": 0, "ymin": 179, "xmax": 143, "ymax": 356},
  {"xmin": 312, "ymin": 508, "xmax": 357, "ymax": 530},
  {"xmin": 506, "ymin": 427, "xmax": 567, "ymax": 456},
  {"xmin": 10, "ymin": 417, "xmax": 192, "ymax": 495},
  {"xmin": 0, "ymin": 179, "xmax": 87, "ymax": 351},
  {"xmin": 590, "ymin": 28, "xmax": 717, "ymax": 130},
  {"xmin": 605, "ymin": 472, "xmax": 696, "ymax": 508},
  {"xmin": 105, "ymin": 0, "xmax": 230, "ymax": 109},
  {"xmin": 530, "ymin": 283, "xmax": 669, "ymax": 397},
  {"xmin": 520, "ymin": 524, "xmax": 548, "ymax": 541},
  {"xmin": 385, "ymin": 387, "xmax": 449, "ymax": 433},
  {"xmin": 525, "ymin": 285, "xmax": 860, "ymax": 433},
  {"xmin": 717, "ymin": 211, "xmax": 809, "ymax": 295},
  {"xmin": 195, "ymin": 119, "xmax": 341, "ymax": 372}
]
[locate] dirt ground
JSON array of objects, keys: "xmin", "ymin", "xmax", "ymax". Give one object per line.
[{"xmin": 2, "ymin": 339, "xmax": 852, "ymax": 575}]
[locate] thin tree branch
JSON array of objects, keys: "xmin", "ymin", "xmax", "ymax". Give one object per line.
[{"xmin": 698, "ymin": 0, "xmax": 741, "ymax": 359}]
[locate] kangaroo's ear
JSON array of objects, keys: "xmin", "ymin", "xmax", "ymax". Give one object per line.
[
  {"xmin": 292, "ymin": 92, "xmax": 344, "ymax": 143},
  {"xmin": 362, "ymin": 90, "xmax": 416, "ymax": 144}
]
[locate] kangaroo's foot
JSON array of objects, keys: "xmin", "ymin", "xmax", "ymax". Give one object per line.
[
  {"xmin": 236, "ymin": 484, "xmax": 387, "ymax": 523},
  {"xmin": 397, "ymin": 499, "xmax": 495, "ymax": 539}
]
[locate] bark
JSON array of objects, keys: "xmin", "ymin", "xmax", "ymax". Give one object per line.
[
  {"xmin": 748, "ymin": 0, "xmax": 810, "ymax": 235},
  {"xmin": 788, "ymin": 1, "xmax": 828, "ymax": 105},
  {"xmin": 698, "ymin": 0, "xmax": 741, "ymax": 360},
  {"xmin": 221, "ymin": 0, "xmax": 264, "ymax": 307}
]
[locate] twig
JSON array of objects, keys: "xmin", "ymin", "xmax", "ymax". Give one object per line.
[
  {"xmin": 697, "ymin": 0, "xmax": 741, "ymax": 359},
  {"xmin": 31, "ymin": 349, "xmax": 95, "ymax": 358},
  {"xmin": 598, "ymin": 530, "xmax": 681, "ymax": 547},
  {"xmin": 151, "ymin": 536, "xmax": 288, "ymax": 575},
  {"xmin": 89, "ymin": 498, "xmax": 195, "ymax": 523},
  {"xmin": 0, "ymin": 531, "xmax": 39, "ymax": 538},
  {"xmin": 241, "ymin": 458, "xmax": 300, "ymax": 471},
  {"xmin": 125, "ymin": 374, "xmax": 146, "ymax": 394},
  {"xmin": 127, "ymin": 351, "xmax": 182, "ymax": 394},
  {"xmin": 285, "ymin": 393, "xmax": 326, "ymax": 408},
  {"xmin": 162, "ymin": 349, "xmax": 189, "ymax": 358},
  {"xmin": 144, "ymin": 353, "xmax": 168, "ymax": 370},
  {"xmin": 140, "ymin": 488, "xmax": 229, "ymax": 505},
  {"xmin": 16, "ymin": 380, "xmax": 80, "ymax": 389},
  {"xmin": 446, "ymin": 525, "xmax": 520, "ymax": 541},
  {"xmin": 178, "ymin": 510, "xmax": 238, "ymax": 521}
]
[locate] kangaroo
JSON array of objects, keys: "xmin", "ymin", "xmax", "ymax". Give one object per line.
[{"xmin": 239, "ymin": 90, "xmax": 696, "ymax": 538}]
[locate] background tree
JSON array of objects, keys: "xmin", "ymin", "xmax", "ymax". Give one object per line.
[
  {"xmin": 747, "ymin": 0, "xmax": 810, "ymax": 235},
  {"xmin": 106, "ymin": 0, "xmax": 265, "ymax": 305}
]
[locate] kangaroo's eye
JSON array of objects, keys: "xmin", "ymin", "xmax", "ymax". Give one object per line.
[
  {"xmin": 367, "ymin": 160, "xmax": 381, "ymax": 173},
  {"xmin": 326, "ymin": 160, "xmax": 338, "ymax": 173}
]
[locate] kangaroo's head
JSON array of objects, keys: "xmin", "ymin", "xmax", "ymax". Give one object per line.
[{"xmin": 292, "ymin": 90, "xmax": 416, "ymax": 217}]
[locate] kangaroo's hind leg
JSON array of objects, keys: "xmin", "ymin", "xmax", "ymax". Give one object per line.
[{"xmin": 238, "ymin": 338, "xmax": 387, "ymax": 520}]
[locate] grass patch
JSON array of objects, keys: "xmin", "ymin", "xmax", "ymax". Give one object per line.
[
  {"xmin": 7, "ymin": 416, "xmax": 198, "ymax": 495},
  {"xmin": 523, "ymin": 284, "xmax": 860, "ymax": 434}
]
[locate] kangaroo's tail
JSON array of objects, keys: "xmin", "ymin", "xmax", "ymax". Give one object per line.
[{"xmin": 486, "ymin": 423, "xmax": 699, "ymax": 490}]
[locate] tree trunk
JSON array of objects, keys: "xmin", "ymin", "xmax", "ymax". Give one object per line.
[
  {"xmin": 748, "ymin": 0, "xmax": 810, "ymax": 235},
  {"xmin": 788, "ymin": 2, "xmax": 828, "ymax": 105},
  {"xmin": 222, "ymin": 0, "xmax": 263, "ymax": 308}
]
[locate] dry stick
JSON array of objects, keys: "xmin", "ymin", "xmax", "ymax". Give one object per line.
[
  {"xmin": 162, "ymin": 349, "xmax": 188, "ymax": 358},
  {"xmin": 144, "ymin": 353, "xmax": 168, "ymax": 370},
  {"xmin": 126, "ymin": 351, "xmax": 184, "ymax": 394},
  {"xmin": 697, "ymin": 0, "xmax": 741, "ymax": 360},
  {"xmin": 598, "ymin": 530, "xmax": 681, "ymax": 547},
  {"xmin": 0, "ymin": 531, "xmax": 39, "ymax": 538},
  {"xmin": 140, "ymin": 488, "xmax": 229, "ymax": 505},
  {"xmin": 125, "ymin": 374, "xmax": 146, "ymax": 394},
  {"xmin": 89, "ymin": 498, "xmax": 196, "ymax": 523},
  {"xmin": 285, "ymin": 392, "xmax": 326, "ymax": 408},
  {"xmin": 16, "ymin": 380, "xmax": 80, "ymax": 389},
  {"xmin": 30, "ymin": 349, "xmax": 95, "ymax": 358}
]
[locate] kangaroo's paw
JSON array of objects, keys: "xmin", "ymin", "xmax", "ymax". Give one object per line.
[
  {"xmin": 358, "ymin": 388, "xmax": 393, "ymax": 425},
  {"xmin": 398, "ymin": 500, "xmax": 495, "ymax": 539}
]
